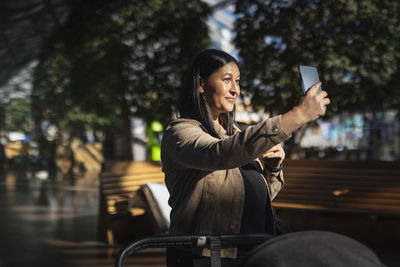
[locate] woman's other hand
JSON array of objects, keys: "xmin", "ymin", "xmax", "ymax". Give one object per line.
[{"xmin": 263, "ymin": 143, "xmax": 285, "ymax": 169}]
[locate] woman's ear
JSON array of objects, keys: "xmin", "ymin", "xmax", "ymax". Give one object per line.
[{"xmin": 199, "ymin": 78, "xmax": 205, "ymax": 94}]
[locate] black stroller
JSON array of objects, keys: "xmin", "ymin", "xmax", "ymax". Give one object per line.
[
  {"xmin": 115, "ymin": 234, "xmax": 272, "ymax": 267},
  {"xmin": 115, "ymin": 231, "xmax": 385, "ymax": 267}
]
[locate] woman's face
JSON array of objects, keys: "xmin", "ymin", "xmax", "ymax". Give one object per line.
[{"xmin": 200, "ymin": 62, "xmax": 240, "ymax": 120}]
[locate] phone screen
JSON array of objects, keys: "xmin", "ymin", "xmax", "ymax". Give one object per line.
[{"xmin": 299, "ymin": 65, "xmax": 321, "ymax": 94}]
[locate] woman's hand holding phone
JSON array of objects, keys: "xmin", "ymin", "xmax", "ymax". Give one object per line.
[
  {"xmin": 296, "ymin": 82, "xmax": 330, "ymax": 122},
  {"xmin": 281, "ymin": 82, "xmax": 330, "ymax": 134}
]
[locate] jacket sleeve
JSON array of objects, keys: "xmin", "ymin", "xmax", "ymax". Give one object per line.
[
  {"xmin": 161, "ymin": 116, "xmax": 290, "ymax": 171},
  {"xmin": 264, "ymin": 170, "xmax": 284, "ymax": 200}
]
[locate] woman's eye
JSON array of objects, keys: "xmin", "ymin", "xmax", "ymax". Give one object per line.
[
  {"xmin": 224, "ymin": 78, "xmax": 231, "ymax": 82},
  {"xmin": 235, "ymin": 80, "xmax": 240, "ymax": 84}
]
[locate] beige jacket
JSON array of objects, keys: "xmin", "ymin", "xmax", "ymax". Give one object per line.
[{"xmin": 161, "ymin": 115, "xmax": 290, "ymax": 238}]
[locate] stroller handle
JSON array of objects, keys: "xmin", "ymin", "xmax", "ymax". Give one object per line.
[{"xmin": 115, "ymin": 234, "xmax": 272, "ymax": 267}]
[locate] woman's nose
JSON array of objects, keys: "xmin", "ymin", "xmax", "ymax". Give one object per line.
[{"xmin": 230, "ymin": 81, "xmax": 240, "ymax": 95}]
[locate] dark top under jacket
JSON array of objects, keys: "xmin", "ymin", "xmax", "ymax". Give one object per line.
[{"xmin": 240, "ymin": 161, "xmax": 275, "ymax": 235}]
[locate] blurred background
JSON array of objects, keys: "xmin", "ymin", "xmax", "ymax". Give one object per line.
[{"xmin": 0, "ymin": 0, "xmax": 399, "ymax": 266}]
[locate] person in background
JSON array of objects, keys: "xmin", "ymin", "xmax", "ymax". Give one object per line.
[{"xmin": 161, "ymin": 49, "xmax": 330, "ymax": 267}]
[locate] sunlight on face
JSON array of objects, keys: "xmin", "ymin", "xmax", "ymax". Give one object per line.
[{"xmin": 200, "ymin": 62, "xmax": 240, "ymax": 120}]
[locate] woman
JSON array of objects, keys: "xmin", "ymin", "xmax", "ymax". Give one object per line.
[{"xmin": 161, "ymin": 49, "xmax": 330, "ymax": 266}]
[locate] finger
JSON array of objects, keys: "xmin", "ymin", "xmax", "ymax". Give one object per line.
[
  {"xmin": 267, "ymin": 152, "xmax": 284, "ymax": 160},
  {"xmin": 318, "ymin": 90, "xmax": 328, "ymax": 98},
  {"xmin": 307, "ymin": 82, "xmax": 322, "ymax": 95},
  {"xmin": 264, "ymin": 146, "xmax": 284, "ymax": 158},
  {"xmin": 323, "ymin": 98, "xmax": 331, "ymax": 105},
  {"xmin": 263, "ymin": 149, "xmax": 282, "ymax": 158},
  {"xmin": 263, "ymin": 151, "xmax": 275, "ymax": 157},
  {"xmin": 266, "ymin": 144, "xmax": 281, "ymax": 152},
  {"xmin": 265, "ymin": 149, "xmax": 282, "ymax": 156},
  {"xmin": 264, "ymin": 150, "xmax": 281, "ymax": 157}
]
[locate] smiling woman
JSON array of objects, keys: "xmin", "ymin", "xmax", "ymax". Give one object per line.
[
  {"xmin": 199, "ymin": 61, "xmax": 240, "ymax": 120},
  {"xmin": 161, "ymin": 49, "xmax": 330, "ymax": 267},
  {"xmin": 178, "ymin": 49, "xmax": 241, "ymax": 138}
]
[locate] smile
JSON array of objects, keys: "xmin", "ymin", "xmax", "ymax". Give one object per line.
[{"xmin": 226, "ymin": 97, "xmax": 236, "ymax": 102}]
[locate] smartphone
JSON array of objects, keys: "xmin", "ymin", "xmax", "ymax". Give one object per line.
[{"xmin": 299, "ymin": 65, "xmax": 321, "ymax": 94}]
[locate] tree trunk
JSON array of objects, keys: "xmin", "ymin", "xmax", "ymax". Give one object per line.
[
  {"xmin": 114, "ymin": 97, "xmax": 133, "ymax": 161},
  {"xmin": 103, "ymin": 96, "xmax": 133, "ymax": 161},
  {"xmin": 395, "ymin": 106, "xmax": 400, "ymax": 160}
]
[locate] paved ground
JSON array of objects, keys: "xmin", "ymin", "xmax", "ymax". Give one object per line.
[{"xmin": 0, "ymin": 166, "xmax": 165, "ymax": 267}]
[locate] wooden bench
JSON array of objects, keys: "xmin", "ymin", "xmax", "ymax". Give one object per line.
[
  {"xmin": 273, "ymin": 159, "xmax": 400, "ymax": 243},
  {"xmin": 274, "ymin": 160, "xmax": 400, "ymax": 214},
  {"xmin": 98, "ymin": 161, "xmax": 165, "ymax": 244}
]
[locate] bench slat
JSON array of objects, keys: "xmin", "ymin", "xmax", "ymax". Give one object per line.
[
  {"xmin": 276, "ymin": 193, "xmax": 400, "ymax": 205},
  {"xmin": 101, "ymin": 173, "xmax": 164, "ymax": 183},
  {"xmin": 273, "ymin": 202, "xmax": 400, "ymax": 215},
  {"xmin": 284, "ymin": 172, "xmax": 400, "ymax": 181},
  {"xmin": 101, "ymin": 177, "xmax": 164, "ymax": 189},
  {"xmin": 101, "ymin": 161, "xmax": 162, "ymax": 176},
  {"xmin": 280, "ymin": 184, "xmax": 400, "ymax": 194}
]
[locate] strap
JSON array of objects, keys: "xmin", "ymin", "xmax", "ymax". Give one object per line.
[
  {"xmin": 210, "ymin": 236, "xmax": 222, "ymax": 267},
  {"xmin": 264, "ymin": 162, "xmax": 283, "ymax": 173}
]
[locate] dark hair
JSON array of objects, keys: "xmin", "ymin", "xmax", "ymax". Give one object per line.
[{"xmin": 179, "ymin": 49, "xmax": 239, "ymax": 138}]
